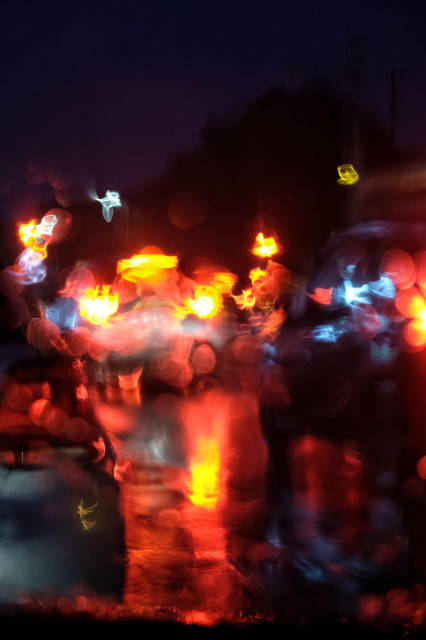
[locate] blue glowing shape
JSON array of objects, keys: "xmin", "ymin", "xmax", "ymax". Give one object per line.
[
  {"xmin": 43, "ymin": 306, "xmax": 60, "ymax": 325},
  {"xmin": 262, "ymin": 342, "xmax": 277, "ymax": 362},
  {"xmin": 370, "ymin": 338, "xmax": 398, "ymax": 364},
  {"xmin": 44, "ymin": 298, "xmax": 80, "ymax": 330},
  {"xmin": 95, "ymin": 191, "xmax": 121, "ymax": 222},
  {"xmin": 341, "ymin": 275, "xmax": 396, "ymax": 308},
  {"xmin": 312, "ymin": 323, "xmax": 346, "ymax": 342},
  {"xmin": 66, "ymin": 311, "xmax": 79, "ymax": 330},
  {"xmin": 18, "ymin": 248, "xmax": 47, "ymax": 284},
  {"xmin": 294, "ymin": 557, "xmax": 324, "ymax": 582},
  {"xmin": 344, "ymin": 280, "xmax": 371, "ymax": 305},
  {"xmin": 369, "ymin": 275, "xmax": 396, "ymax": 299}
]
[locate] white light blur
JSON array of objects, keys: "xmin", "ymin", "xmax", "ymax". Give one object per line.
[
  {"xmin": 36, "ymin": 214, "xmax": 58, "ymax": 238},
  {"xmin": 44, "ymin": 298, "xmax": 80, "ymax": 330},
  {"xmin": 95, "ymin": 191, "xmax": 121, "ymax": 222},
  {"xmin": 343, "ymin": 280, "xmax": 371, "ymax": 306}
]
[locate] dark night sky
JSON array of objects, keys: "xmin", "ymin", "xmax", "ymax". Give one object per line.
[{"xmin": 0, "ymin": 0, "xmax": 425, "ymax": 201}]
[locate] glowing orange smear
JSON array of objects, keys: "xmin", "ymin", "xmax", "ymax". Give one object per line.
[
  {"xmin": 117, "ymin": 254, "xmax": 178, "ymax": 283},
  {"xmin": 251, "ymin": 232, "xmax": 278, "ymax": 258},
  {"xmin": 92, "ymin": 437, "xmax": 106, "ymax": 463},
  {"xmin": 261, "ymin": 307, "xmax": 287, "ymax": 339},
  {"xmin": 79, "ymin": 285, "xmax": 119, "ymax": 325},
  {"xmin": 188, "ymin": 437, "xmax": 221, "ymax": 509},
  {"xmin": 404, "ymin": 317, "xmax": 426, "ymax": 348},
  {"xmin": 395, "ymin": 287, "xmax": 426, "ymax": 318},
  {"xmin": 308, "ymin": 287, "xmax": 333, "ymax": 305},
  {"xmin": 118, "ymin": 367, "xmax": 143, "ymax": 391},
  {"xmin": 233, "ymin": 288, "xmax": 256, "ymax": 309}
]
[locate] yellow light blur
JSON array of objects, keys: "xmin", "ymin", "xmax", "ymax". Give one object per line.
[
  {"xmin": 251, "ymin": 233, "xmax": 278, "ymax": 258},
  {"xmin": 18, "ymin": 220, "xmax": 37, "ymax": 246},
  {"xmin": 249, "ymin": 267, "xmax": 266, "ymax": 284},
  {"xmin": 395, "ymin": 287, "xmax": 426, "ymax": 318},
  {"xmin": 79, "ymin": 285, "xmax": 119, "ymax": 325},
  {"xmin": 185, "ymin": 285, "xmax": 222, "ymax": 319},
  {"xmin": 337, "ymin": 164, "xmax": 359, "ymax": 185},
  {"xmin": 78, "ymin": 498, "xmax": 98, "ymax": 531},
  {"xmin": 188, "ymin": 437, "xmax": 221, "ymax": 510},
  {"xmin": 404, "ymin": 317, "xmax": 426, "ymax": 348},
  {"xmin": 18, "ymin": 220, "xmax": 47, "ymax": 258},
  {"xmin": 117, "ymin": 253, "xmax": 178, "ymax": 283}
]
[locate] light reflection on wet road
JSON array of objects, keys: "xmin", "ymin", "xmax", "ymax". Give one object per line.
[
  {"xmin": 91, "ymin": 370, "xmax": 400, "ymax": 629},
  {"xmin": 0, "ymin": 343, "xmax": 419, "ymax": 631}
]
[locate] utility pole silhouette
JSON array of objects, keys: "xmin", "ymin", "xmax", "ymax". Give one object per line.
[{"xmin": 344, "ymin": 33, "xmax": 369, "ymax": 226}]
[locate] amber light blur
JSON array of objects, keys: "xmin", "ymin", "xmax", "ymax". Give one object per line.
[
  {"xmin": 233, "ymin": 288, "xmax": 256, "ymax": 310},
  {"xmin": 79, "ymin": 285, "xmax": 119, "ymax": 325},
  {"xmin": 210, "ymin": 271, "xmax": 238, "ymax": 296},
  {"xmin": 378, "ymin": 248, "xmax": 426, "ymax": 350},
  {"xmin": 233, "ymin": 261, "xmax": 287, "ymax": 312},
  {"xmin": 404, "ymin": 315, "xmax": 426, "ymax": 348},
  {"xmin": 18, "ymin": 220, "xmax": 47, "ymax": 258},
  {"xmin": 232, "ymin": 269, "xmax": 266, "ymax": 311},
  {"xmin": 251, "ymin": 232, "xmax": 278, "ymax": 258},
  {"xmin": 18, "ymin": 220, "xmax": 38, "ymax": 247},
  {"xmin": 117, "ymin": 252, "xmax": 178, "ymax": 284},
  {"xmin": 182, "ymin": 391, "xmax": 228, "ymax": 512},
  {"xmin": 394, "ymin": 284, "xmax": 426, "ymax": 349},
  {"xmin": 183, "ymin": 285, "xmax": 223, "ymax": 319}
]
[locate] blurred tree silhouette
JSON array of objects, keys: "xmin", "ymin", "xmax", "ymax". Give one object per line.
[{"xmin": 128, "ymin": 84, "xmax": 406, "ymax": 282}]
